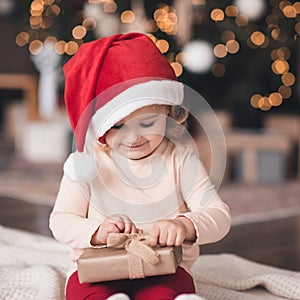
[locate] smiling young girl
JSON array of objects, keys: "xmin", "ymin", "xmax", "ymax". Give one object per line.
[{"xmin": 49, "ymin": 33, "xmax": 231, "ymax": 300}]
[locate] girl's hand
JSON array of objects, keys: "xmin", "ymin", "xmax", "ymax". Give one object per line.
[
  {"xmin": 91, "ymin": 214, "xmax": 137, "ymax": 245},
  {"xmin": 148, "ymin": 217, "xmax": 196, "ymax": 247}
]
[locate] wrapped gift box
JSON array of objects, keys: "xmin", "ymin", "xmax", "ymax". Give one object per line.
[{"xmin": 77, "ymin": 245, "xmax": 182, "ymax": 283}]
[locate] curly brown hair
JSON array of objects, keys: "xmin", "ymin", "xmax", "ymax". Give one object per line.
[{"xmin": 166, "ymin": 105, "xmax": 189, "ymax": 139}]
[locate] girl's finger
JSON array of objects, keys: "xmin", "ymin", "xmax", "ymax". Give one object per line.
[
  {"xmin": 148, "ymin": 226, "xmax": 160, "ymax": 247},
  {"xmin": 159, "ymin": 228, "xmax": 168, "ymax": 246},
  {"xmin": 166, "ymin": 230, "xmax": 177, "ymax": 246},
  {"xmin": 114, "ymin": 220, "xmax": 125, "ymax": 232},
  {"xmin": 110, "ymin": 214, "xmax": 132, "ymax": 233},
  {"xmin": 174, "ymin": 232, "xmax": 184, "ymax": 246},
  {"xmin": 131, "ymin": 224, "xmax": 138, "ymax": 234},
  {"xmin": 124, "ymin": 220, "xmax": 134, "ymax": 233},
  {"xmin": 98, "ymin": 223, "xmax": 120, "ymax": 244}
]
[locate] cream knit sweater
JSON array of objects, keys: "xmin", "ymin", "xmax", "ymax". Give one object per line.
[{"xmin": 49, "ymin": 139, "xmax": 231, "ymax": 279}]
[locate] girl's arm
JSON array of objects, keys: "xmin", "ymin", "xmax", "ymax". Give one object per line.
[
  {"xmin": 177, "ymin": 150, "xmax": 231, "ymax": 245},
  {"xmin": 148, "ymin": 148, "xmax": 231, "ymax": 247},
  {"xmin": 49, "ymin": 176, "xmax": 137, "ymax": 247},
  {"xmin": 49, "ymin": 175, "xmax": 101, "ymax": 249}
]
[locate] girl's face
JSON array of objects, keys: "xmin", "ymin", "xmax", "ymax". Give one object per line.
[{"xmin": 105, "ymin": 105, "xmax": 168, "ymax": 160}]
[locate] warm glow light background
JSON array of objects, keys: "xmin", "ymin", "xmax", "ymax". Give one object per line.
[{"xmin": 15, "ymin": 0, "xmax": 300, "ymax": 116}]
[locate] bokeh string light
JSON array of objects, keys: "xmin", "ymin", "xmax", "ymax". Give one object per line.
[
  {"xmin": 208, "ymin": 0, "xmax": 299, "ymax": 111},
  {"xmin": 16, "ymin": 0, "xmax": 183, "ymax": 77},
  {"xmin": 16, "ymin": 0, "xmax": 299, "ymax": 111},
  {"xmin": 16, "ymin": 0, "xmax": 117, "ymax": 57}
]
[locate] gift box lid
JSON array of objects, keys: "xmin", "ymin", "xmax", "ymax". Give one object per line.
[{"xmin": 77, "ymin": 246, "xmax": 182, "ymax": 283}]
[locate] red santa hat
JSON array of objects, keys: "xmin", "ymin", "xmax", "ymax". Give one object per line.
[{"xmin": 63, "ymin": 32, "xmax": 184, "ymax": 182}]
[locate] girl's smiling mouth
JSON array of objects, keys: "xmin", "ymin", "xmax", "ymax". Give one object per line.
[{"xmin": 123, "ymin": 141, "xmax": 148, "ymax": 149}]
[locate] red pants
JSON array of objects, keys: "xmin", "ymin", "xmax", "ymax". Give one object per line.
[{"xmin": 66, "ymin": 267, "xmax": 195, "ymax": 299}]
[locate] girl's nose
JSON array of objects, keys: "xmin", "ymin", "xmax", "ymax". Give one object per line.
[{"xmin": 124, "ymin": 128, "xmax": 143, "ymax": 145}]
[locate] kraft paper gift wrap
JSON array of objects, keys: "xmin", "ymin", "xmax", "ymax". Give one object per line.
[{"xmin": 77, "ymin": 232, "xmax": 182, "ymax": 283}]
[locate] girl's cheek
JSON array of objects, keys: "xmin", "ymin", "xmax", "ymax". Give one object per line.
[{"xmin": 153, "ymin": 123, "xmax": 167, "ymax": 136}]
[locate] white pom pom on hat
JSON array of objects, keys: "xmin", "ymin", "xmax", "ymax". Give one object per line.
[
  {"xmin": 63, "ymin": 151, "xmax": 98, "ymax": 182},
  {"xmin": 63, "ymin": 33, "xmax": 184, "ymax": 182}
]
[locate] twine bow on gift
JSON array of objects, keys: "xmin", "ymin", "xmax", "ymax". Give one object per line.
[{"xmin": 106, "ymin": 232, "xmax": 159, "ymax": 279}]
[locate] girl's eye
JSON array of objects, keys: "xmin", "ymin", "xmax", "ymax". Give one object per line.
[
  {"xmin": 140, "ymin": 121, "xmax": 155, "ymax": 128},
  {"xmin": 112, "ymin": 124, "xmax": 124, "ymax": 130}
]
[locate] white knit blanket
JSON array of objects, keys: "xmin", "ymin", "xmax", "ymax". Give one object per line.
[
  {"xmin": 0, "ymin": 225, "xmax": 70, "ymax": 300},
  {"xmin": 1, "ymin": 225, "xmax": 300, "ymax": 300},
  {"xmin": 192, "ymin": 254, "xmax": 300, "ymax": 300}
]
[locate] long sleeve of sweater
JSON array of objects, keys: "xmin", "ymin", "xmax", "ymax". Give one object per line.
[
  {"xmin": 49, "ymin": 176, "xmax": 101, "ymax": 249},
  {"xmin": 178, "ymin": 150, "xmax": 231, "ymax": 245}
]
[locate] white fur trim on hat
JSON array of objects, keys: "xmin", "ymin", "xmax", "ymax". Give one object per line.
[{"xmin": 89, "ymin": 79, "xmax": 184, "ymax": 142}]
